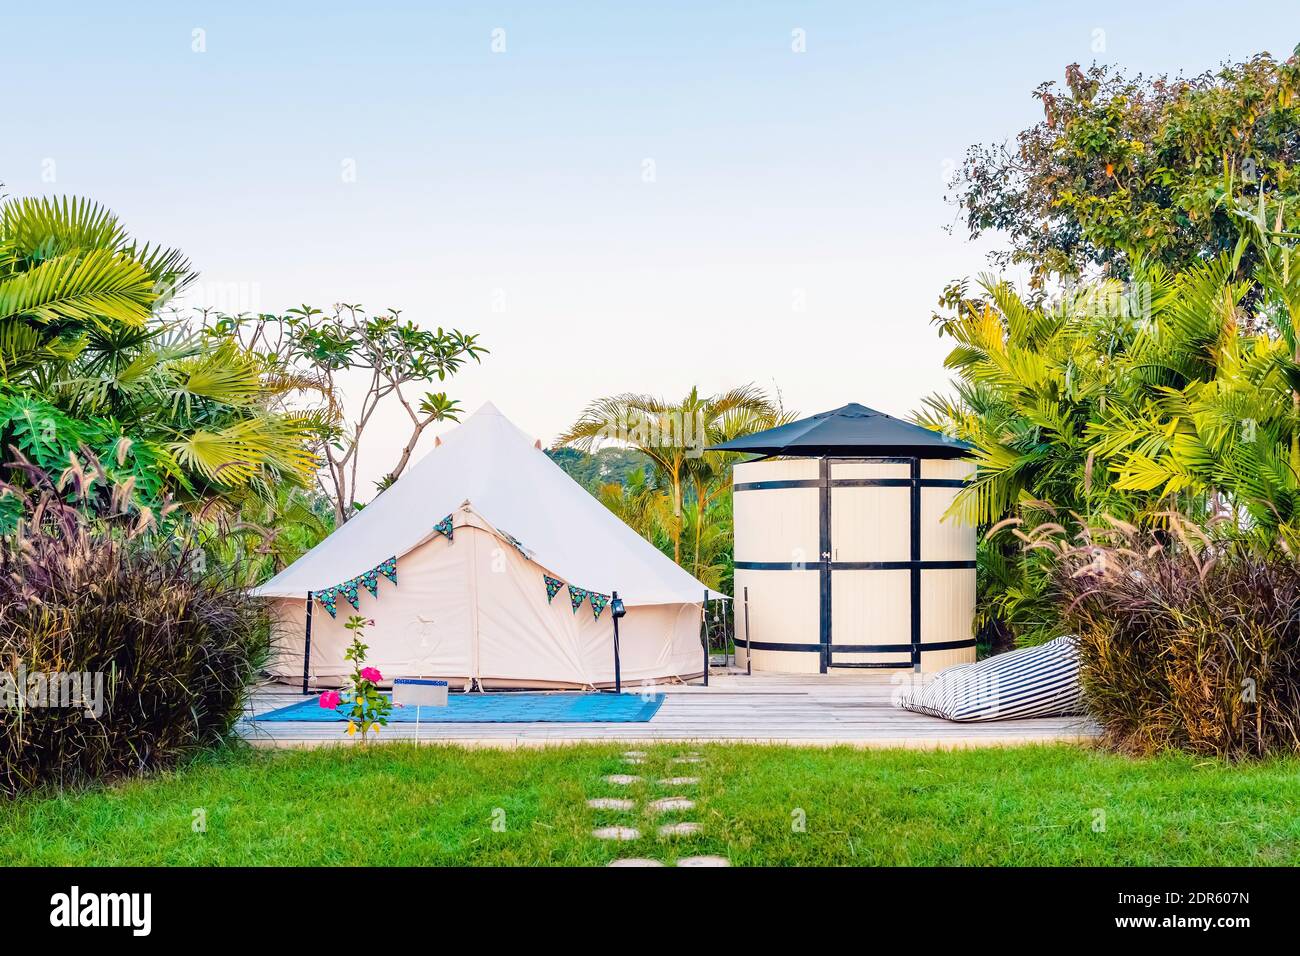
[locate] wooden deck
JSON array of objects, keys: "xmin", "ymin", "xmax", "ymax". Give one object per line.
[{"xmin": 238, "ymin": 669, "xmax": 1099, "ymax": 749}]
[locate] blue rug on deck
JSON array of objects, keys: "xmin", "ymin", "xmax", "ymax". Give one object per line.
[{"xmin": 255, "ymin": 692, "xmax": 665, "ymax": 724}]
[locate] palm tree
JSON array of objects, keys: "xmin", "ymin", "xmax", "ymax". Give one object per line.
[
  {"xmin": 0, "ymin": 194, "xmax": 322, "ymax": 513},
  {"xmin": 202, "ymin": 483, "xmax": 334, "ymax": 586},
  {"xmin": 916, "ymin": 248, "xmax": 1300, "ymax": 641},
  {"xmin": 558, "ymin": 385, "xmax": 785, "ymax": 563},
  {"xmin": 0, "ymin": 195, "xmax": 190, "ymax": 345}
]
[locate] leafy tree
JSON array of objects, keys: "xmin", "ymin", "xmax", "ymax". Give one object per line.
[
  {"xmin": 950, "ymin": 48, "xmax": 1300, "ymax": 286},
  {"xmin": 545, "ymin": 446, "xmax": 652, "ymax": 490},
  {"xmin": 207, "ymin": 305, "xmax": 486, "ymax": 524},
  {"xmin": 200, "ymin": 483, "xmax": 334, "ymax": 587}
]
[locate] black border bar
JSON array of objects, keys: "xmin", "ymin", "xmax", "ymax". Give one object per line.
[{"xmin": 745, "ymin": 638, "xmax": 977, "ymax": 654}]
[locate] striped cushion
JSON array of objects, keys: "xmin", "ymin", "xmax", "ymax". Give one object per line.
[{"xmin": 898, "ymin": 636, "xmax": 1084, "ymax": 722}]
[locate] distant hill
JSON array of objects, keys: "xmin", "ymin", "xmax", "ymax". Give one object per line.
[{"xmin": 546, "ymin": 447, "xmax": 653, "ymax": 491}]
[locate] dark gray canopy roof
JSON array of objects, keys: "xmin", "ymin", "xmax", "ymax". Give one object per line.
[{"xmin": 709, "ymin": 403, "xmax": 972, "ymax": 459}]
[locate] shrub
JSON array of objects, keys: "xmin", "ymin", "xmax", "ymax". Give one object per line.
[
  {"xmin": 318, "ymin": 614, "xmax": 391, "ymax": 741},
  {"xmin": 0, "ymin": 455, "xmax": 268, "ymax": 795},
  {"xmin": 1043, "ymin": 517, "xmax": 1300, "ymax": 758}
]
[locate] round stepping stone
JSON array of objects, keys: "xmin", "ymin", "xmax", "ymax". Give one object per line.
[
  {"xmin": 621, "ymin": 750, "xmax": 648, "ymax": 758},
  {"xmin": 623, "ymin": 757, "xmax": 645, "ymax": 765},
  {"xmin": 592, "ymin": 826, "xmax": 640, "ymax": 841},
  {"xmin": 587, "ymin": 798, "xmax": 635, "ymax": 811},
  {"xmin": 658, "ymin": 777, "xmax": 699, "ymax": 786},
  {"xmin": 608, "ymin": 858, "xmax": 664, "ymax": 867},
  {"xmin": 677, "ymin": 856, "xmax": 730, "ymax": 867},
  {"xmin": 657, "ymin": 822, "xmax": 702, "ymax": 837},
  {"xmin": 670, "ymin": 756, "xmax": 702, "ymax": 765},
  {"xmin": 648, "ymin": 797, "xmax": 695, "ymax": 813},
  {"xmin": 604, "ymin": 774, "xmax": 641, "ymax": 785}
]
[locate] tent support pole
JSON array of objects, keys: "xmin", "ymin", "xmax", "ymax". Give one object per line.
[
  {"xmin": 743, "ymin": 586, "xmax": 752, "ymax": 676},
  {"xmin": 611, "ymin": 590, "xmax": 622, "ymax": 695},
  {"xmin": 302, "ymin": 592, "xmax": 313, "ymax": 695},
  {"xmin": 702, "ymin": 590, "xmax": 709, "ymax": 687}
]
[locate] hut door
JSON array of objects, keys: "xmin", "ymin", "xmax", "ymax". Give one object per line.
[{"xmin": 824, "ymin": 457, "xmax": 916, "ymax": 669}]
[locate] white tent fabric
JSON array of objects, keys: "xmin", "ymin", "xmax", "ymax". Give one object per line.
[{"xmin": 256, "ymin": 402, "xmax": 721, "ymax": 688}]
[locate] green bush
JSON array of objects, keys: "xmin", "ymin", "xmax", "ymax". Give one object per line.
[
  {"xmin": 0, "ymin": 457, "xmax": 267, "ymax": 795},
  {"xmin": 1046, "ymin": 518, "xmax": 1300, "ymax": 758}
]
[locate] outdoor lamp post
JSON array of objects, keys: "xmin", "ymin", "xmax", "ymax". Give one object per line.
[{"xmin": 610, "ymin": 591, "xmax": 626, "ymax": 694}]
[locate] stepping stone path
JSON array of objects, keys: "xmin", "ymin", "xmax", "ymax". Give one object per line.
[
  {"xmin": 589, "ymin": 750, "xmax": 727, "ymax": 865},
  {"xmin": 657, "ymin": 822, "xmax": 702, "ymax": 837},
  {"xmin": 588, "ymin": 798, "xmax": 635, "ymax": 810},
  {"xmin": 648, "ymin": 797, "xmax": 695, "ymax": 813},
  {"xmin": 592, "ymin": 826, "xmax": 641, "ymax": 841}
]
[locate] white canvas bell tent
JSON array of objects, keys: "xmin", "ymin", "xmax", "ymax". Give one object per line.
[{"xmin": 254, "ymin": 402, "xmax": 722, "ymax": 690}]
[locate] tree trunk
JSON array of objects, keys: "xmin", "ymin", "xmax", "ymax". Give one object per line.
[{"xmin": 671, "ymin": 469, "xmax": 682, "ymax": 564}]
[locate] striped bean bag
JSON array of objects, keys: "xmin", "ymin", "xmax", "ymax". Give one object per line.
[{"xmin": 898, "ymin": 636, "xmax": 1084, "ymax": 722}]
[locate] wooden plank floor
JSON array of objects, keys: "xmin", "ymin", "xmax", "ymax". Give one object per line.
[{"xmin": 237, "ymin": 669, "xmax": 1100, "ymax": 749}]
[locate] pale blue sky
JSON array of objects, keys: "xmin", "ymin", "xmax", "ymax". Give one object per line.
[{"xmin": 2, "ymin": 2, "xmax": 1296, "ymax": 493}]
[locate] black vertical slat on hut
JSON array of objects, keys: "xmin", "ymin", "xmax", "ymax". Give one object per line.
[
  {"xmin": 302, "ymin": 592, "xmax": 314, "ymax": 694},
  {"xmin": 909, "ymin": 457, "xmax": 922, "ymax": 670},
  {"xmin": 818, "ymin": 456, "xmax": 831, "ymax": 673}
]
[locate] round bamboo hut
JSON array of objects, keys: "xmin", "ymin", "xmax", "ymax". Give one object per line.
[{"xmin": 713, "ymin": 403, "xmax": 976, "ymax": 674}]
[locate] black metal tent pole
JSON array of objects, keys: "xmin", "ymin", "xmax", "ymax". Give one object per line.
[
  {"xmin": 302, "ymin": 591, "xmax": 314, "ymax": 695},
  {"xmin": 610, "ymin": 590, "xmax": 623, "ymax": 695},
  {"xmin": 701, "ymin": 589, "xmax": 709, "ymax": 686}
]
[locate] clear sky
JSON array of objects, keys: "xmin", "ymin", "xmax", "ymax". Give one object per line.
[{"xmin": 2, "ymin": 2, "xmax": 1296, "ymax": 496}]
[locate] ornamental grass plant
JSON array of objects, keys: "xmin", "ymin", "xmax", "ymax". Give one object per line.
[
  {"xmin": 0, "ymin": 453, "xmax": 268, "ymax": 795},
  {"xmin": 1028, "ymin": 515, "xmax": 1300, "ymax": 758}
]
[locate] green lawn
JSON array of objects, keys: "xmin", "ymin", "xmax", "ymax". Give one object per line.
[{"xmin": 2, "ymin": 743, "xmax": 1298, "ymax": 865}]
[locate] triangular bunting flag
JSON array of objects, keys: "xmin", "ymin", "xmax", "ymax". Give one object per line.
[
  {"xmin": 433, "ymin": 514, "xmax": 454, "ymax": 540},
  {"xmin": 360, "ymin": 569, "xmax": 380, "ymax": 598},
  {"xmin": 341, "ymin": 578, "xmax": 362, "ymax": 609},
  {"xmin": 589, "ymin": 592, "xmax": 610, "ymax": 620},
  {"xmin": 316, "ymin": 587, "xmax": 339, "ymax": 618},
  {"xmin": 544, "ymin": 575, "xmax": 564, "ymax": 603},
  {"xmin": 568, "ymin": 585, "xmax": 589, "ymax": 614},
  {"xmin": 378, "ymin": 556, "xmax": 397, "ymax": 585}
]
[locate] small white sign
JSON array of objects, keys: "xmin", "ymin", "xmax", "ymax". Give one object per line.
[{"xmin": 393, "ymin": 678, "xmax": 449, "ymax": 708}]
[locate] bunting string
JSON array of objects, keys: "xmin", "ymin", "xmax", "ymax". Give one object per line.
[
  {"xmin": 546, "ymin": 574, "xmax": 614, "ymax": 621},
  {"xmin": 315, "ymin": 555, "xmax": 399, "ymax": 618}
]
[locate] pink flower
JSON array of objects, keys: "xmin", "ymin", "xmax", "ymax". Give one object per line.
[
  {"xmin": 319, "ymin": 690, "xmax": 341, "ymax": 709},
  {"xmin": 360, "ymin": 667, "xmax": 382, "ymax": 683}
]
